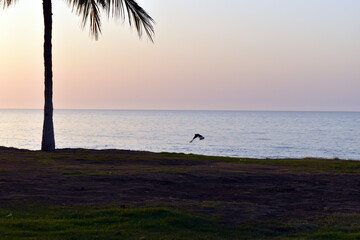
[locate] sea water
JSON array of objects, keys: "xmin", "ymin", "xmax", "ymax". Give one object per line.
[{"xmin": 0, "ymin": 109, "xmax": 359, "ymax": 160}]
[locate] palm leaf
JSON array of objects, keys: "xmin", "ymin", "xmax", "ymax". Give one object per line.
[
  {"xmin": 68, "ymin": 0, "xmax": 154, "ymax": 41},
  {"xmin": 67, "ymin": 0, "xmax": 103, "ymax": 39},
  {"xmin": 106, "ymin": 0, "xmax": 154, "ymax": 41},
  {"xmin": 1, "ymin": 0, "xmax": 18, "ymax": 8}
]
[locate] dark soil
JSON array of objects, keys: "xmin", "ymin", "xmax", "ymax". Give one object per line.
[{"xmin": 1, "ymin": 147, "xmax": 360, "ymax": 224}]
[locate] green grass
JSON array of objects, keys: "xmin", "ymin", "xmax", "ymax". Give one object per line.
[
  {"xmin": 0, "ymin": 205, "xmax": 235, "ymax": 240},
  {"xmin": 4, "ymin": 148, "xmax": 360, "ymax": 178},
  {"xmin": 9, "ymin": 148, "xmax": 360, "ymax": 175},
  {"xmin": 2, "ymin": 206, "xmax": 360, "ymax": 239},
  {"xmin": 157, "ymin": 152, "xmax": 360, "ymax": 174},
  {"xmin": 2, "ymin": 148, "xmax": 360, "ymax": 239}
]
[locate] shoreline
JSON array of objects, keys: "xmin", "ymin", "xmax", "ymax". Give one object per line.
[
  {"xmin": 1, "ymin": 145, "xmax": 357, "ymax": 161},
  {"xmin": 1, "ymin": 110, "xmax": 359, "ymax": 160}
]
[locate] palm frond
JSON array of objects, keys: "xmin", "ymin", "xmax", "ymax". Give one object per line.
[
  {"xmin": 104, "ymin": 0, "xmax": 154, "ymax": 41},
  {"xmin": 68, "ymin": 0, "xmax": 154, "ymax": 41},
  {"xmin": 67, "ymin": 0, "xmax": 102, "ymax": 40},
  {"xmin": 1, "ymin": 0, "xmax": 18, "ymax": 8},
  {"xmin": 123, "ymin": 0, "xmax": 155, "ymax": 42}
]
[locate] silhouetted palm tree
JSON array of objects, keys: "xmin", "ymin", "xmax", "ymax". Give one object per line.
[{"xmin": 1, "ymin": 0, "xmax": 154, "ymax": 151}]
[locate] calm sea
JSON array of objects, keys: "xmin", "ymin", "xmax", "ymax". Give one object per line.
[{"xmin": 0, "ymin": 110, "xmax": 359, "ymax": 160}]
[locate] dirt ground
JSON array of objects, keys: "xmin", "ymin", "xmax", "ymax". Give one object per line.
[{"xmin": 1, "ymin": 147, "xmax": 360, "ymax": 223}]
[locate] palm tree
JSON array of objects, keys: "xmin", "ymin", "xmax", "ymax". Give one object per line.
[{"xmin": 1, "ymin": 0, "xmax": 154, "ymax": 151}]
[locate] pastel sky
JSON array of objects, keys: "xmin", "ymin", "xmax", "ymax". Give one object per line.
[{"xmin": 0, "ymin": 0, "xmax": 359, "ymax": 111}]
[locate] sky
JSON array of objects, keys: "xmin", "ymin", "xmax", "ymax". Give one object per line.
[{"xmin": 0, "ymin": 0, "xmax": 359, "ymax": 111}]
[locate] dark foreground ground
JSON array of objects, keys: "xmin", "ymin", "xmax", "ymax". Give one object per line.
[{"xmin": 1, "ymin": 146, "xmax": 360, "ymax": 226}]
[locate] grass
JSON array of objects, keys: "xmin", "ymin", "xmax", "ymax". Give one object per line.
[
  {"xmin": 0, "ymin": 205, "xmax": 235, "ymax": 240},
  {"xmin": 160, "ymin": 152, "xmax": 360, "ymax": 174},
  {"xmin": 234, "ymin": 158, "xmax": 360, "ymax": 174},
  {"xmin": 2, "ymin": 147, "xmax": 360, "ymax": 239},
  {"xmin": 3, "ymin": 148, "xmax": 359, "ymax": 175},
  {"xmin": 18, "ymin": 150, "xmax": 360, "ymax": 176},
  {"xmin": 2, "ymin": 206, "xmax": 360, "ymax": 239}
]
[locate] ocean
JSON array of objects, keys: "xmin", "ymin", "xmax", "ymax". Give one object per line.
[{"xmin": 0, "ymin": 109, "xmax": 359, "ymax": 160}]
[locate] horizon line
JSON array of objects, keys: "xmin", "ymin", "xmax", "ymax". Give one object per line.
[{"xmin": 0, "ymin": 108, "xmax": 359, "ymax": 113}]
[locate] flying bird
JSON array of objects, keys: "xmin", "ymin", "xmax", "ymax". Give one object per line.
[{"xmin": 190, "ymin": 134, "xmax": 205, "ymax": 143}]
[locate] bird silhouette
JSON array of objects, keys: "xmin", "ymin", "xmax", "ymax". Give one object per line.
[{"xmin": 190, "ymin": 134, "xmax": 205, "ymax": 143}]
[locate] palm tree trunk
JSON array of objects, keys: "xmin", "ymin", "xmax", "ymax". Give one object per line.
[{"xmin": 41, "ymin": 0, "xmax": 55, "ymax": 151}]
